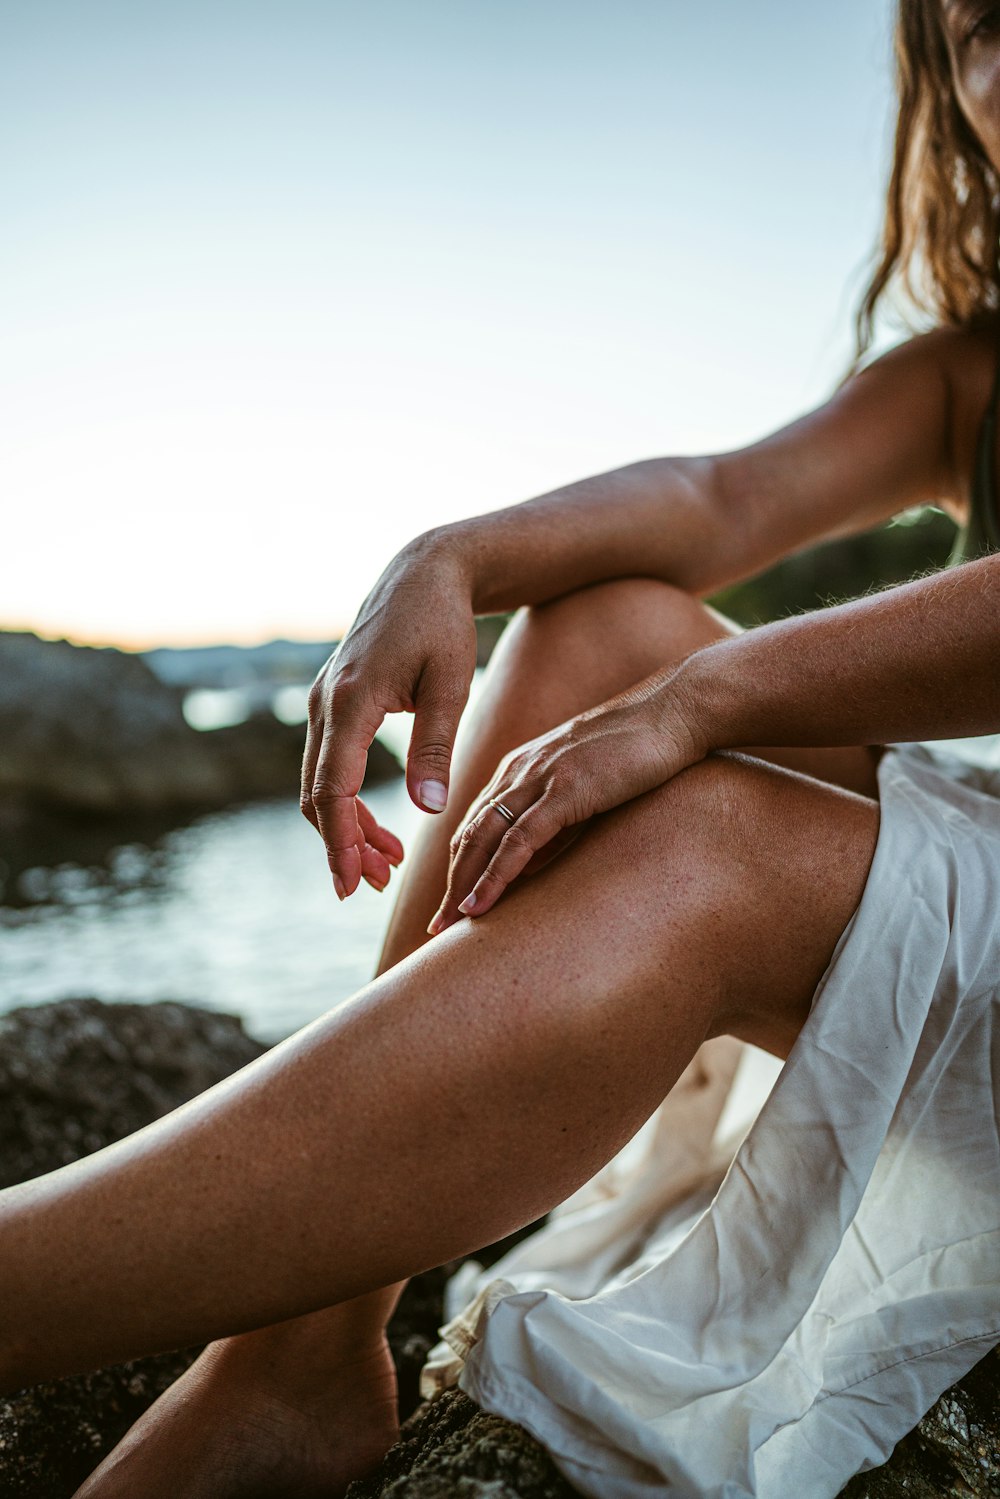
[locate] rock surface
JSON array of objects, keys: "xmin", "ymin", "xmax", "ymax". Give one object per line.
[
  {"xmin": 0, "ymin": 999, "xmax": 266, "ymax": 1497},
  {"xmin": 346, "ymin": 1388, "xmax": 579, "ymax": 1499},
  {"xmin": 0, "ymin": 997, "xmax": 996, "ymax": 1498},
  {"xmin": 0, "ymin": 630, "xmax": 399, "ymax": 818}
]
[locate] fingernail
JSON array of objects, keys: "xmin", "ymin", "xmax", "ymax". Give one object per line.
[
  {"xmin": 333, "ymin": 874, "xmax": 346, "ymax": 901},
  {"xmin": 427, "ymin": 912, "xmax": 444, "ymax": 936},
  {"xmin": 458, "ymin": 893, "xmax": 476, "ymax": 915},
  {"xmin": 419, "ymin": 779, "xmax": 448, "ymax": 812}
]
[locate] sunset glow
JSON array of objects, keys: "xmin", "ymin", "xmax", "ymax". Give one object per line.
[{"xmin": 4, "ymin": 0, "xmax": 898, "ymax": 648}]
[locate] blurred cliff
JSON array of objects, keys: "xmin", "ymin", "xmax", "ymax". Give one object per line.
[{"xmin": 0, "ymin": 631, "xmax": 397, "ymax": 823}]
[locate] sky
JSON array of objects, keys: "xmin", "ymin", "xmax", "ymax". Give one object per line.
[{"xmin": 3, "ymin": 0, "xmax": 903, "ymax": 649}]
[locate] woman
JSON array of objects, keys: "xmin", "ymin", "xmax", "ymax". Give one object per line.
[{"xmin": 3, "ymin": 2, "xmax": 998, "ymax": 1494}]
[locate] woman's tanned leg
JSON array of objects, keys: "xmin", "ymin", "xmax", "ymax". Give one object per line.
[
  {"xmin": 4, "ymin": 752, "xmax": 878, "ymax": 1396},
  {"xmin": 58, "ymin": 580, "xmax": 881, "ymax": 1498}
]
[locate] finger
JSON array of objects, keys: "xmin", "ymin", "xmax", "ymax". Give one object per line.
[
  {"xmin": 427, "ymin": 803, "xmax": 504, "ymax": 935},
  {"xmin": 299, "ymin": 711, "xmax": 322, "ymax": 834},
  {"xmin": 438, "ymin": 758, "xmax": 516, "ymax": 850},
  {"xmin": 406, "ymin": 661, "xmax": 470, "ymax": 815},
  {"xmin": 430, "ymin": 793, "xmax": 553, "ymax": 934},
  {"xmin": 347, "ymin": 799, "xmax": 388, "ymax": 890},
  {"xmin": 456, "ymin": 801, "xmax": 564, "ymax": 921},
  {"xmin": 360, "ymin": 842, "xmax": 392, "ymax": 890},
  {"xmin": 312, "ymin": 717, "xmax": 373, "ymax": 898},
  {"xmin": 356, "ymin": 796, "xmax": 402, "ymax": 890},
  {"xmin": 357, "ymin": 797, "xmax": 404, "ymax": 866}
]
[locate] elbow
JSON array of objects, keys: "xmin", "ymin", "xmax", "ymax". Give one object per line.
[{"xmin": 647, "ymin": 453, "xmax": 740, "ymax": 596}]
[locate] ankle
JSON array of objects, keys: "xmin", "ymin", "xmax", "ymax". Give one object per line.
[{"xmin": 202, "ymin": 1318, "xmax": 395, "ymax": 1413}]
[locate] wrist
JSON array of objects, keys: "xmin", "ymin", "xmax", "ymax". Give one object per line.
[
  {"xmin": 401, "ymin": 524, "xmax": 476, "ymax": 597},
  {"xmin": 663, "ymin": 644, "xmax": 742, "ymax": 760},
  {"xmin": 430, "ymin": 518, "xmax": 500, "ymax": 612}
]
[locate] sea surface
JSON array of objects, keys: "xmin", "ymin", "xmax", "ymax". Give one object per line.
[{"xmin": 0, "ymin": 719, "xmax": 428, "ymax": 1045}]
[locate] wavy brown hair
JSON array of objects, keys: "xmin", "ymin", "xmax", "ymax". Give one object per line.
[{"xmin": 854, "ymin": 0, "xmax": 1000, "ymax": 365}]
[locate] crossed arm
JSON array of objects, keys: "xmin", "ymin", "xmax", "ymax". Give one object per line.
[
  {"xmin": 299, "ymin": 327, "xmax": 998, "ymax": 920},
  {"xmin": 426, "ymin": 554, "xmax": 1000, "ymax": 931}
]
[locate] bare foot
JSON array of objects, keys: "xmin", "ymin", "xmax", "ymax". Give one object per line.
[{"xmin": 71, "ymin": 1334, "xmax": 400, "ymax": 1499}]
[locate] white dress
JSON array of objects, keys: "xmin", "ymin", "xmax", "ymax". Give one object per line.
[{"xmin": 421, "ymin": 739, "xmax": 1000, "ymax": 1499}]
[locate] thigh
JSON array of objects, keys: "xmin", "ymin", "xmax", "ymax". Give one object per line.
[{"xmin": 515, "ymin": 749, "xmax": 881, "ymax": 1067}]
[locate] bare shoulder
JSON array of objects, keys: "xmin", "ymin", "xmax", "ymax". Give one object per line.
[
  {"xmin": 707, "ymin": 327, "xmax": 960, "ymax": 586},
  {"xmin": 914, "ymin": 319, "xmax": 1000, "ymax": 522},
  {"xmin": 695, "ymin": 321, "xmax": 1000, "ymax": 592},
  {"xmin": 846, "ymin": 326, "xmax": 963, "ymax": 519}
]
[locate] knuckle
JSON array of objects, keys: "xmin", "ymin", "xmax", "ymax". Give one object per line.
[
  {"xmin": 310, "ymin": 781, "xmax": 343, "ymax": 807},
  {"xmin": 502, "ymin": 822, "xmax": 534, "ymax": 853},
  {"xmin": 415, "ymin": 740, "xmax": 452, "ymax": 772},
  {"xmin": 327, "ymin": 679, "xmax": 356, "ymax": 716},
  {"xmin": 532, "ymin": 791, "xmax": 563, "ymax": 825},
  {"xmin": 458, "ymin": 820, "xmax": 484, "ymax": 849}
]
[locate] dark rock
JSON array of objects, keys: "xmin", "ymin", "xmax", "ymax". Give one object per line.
[
  {"xmin": 0, "ymin": 631, "xmax": 400, "ymax": 819},
  {"xmin": 0, "ymin": 998, "xmax": 267, "ymax": 1190},
  {"xmin": 0, "ymin": 998, "xmax": 266, "ymax": 1497},
  {"xmin": 348, "ymin": 1359, "xmax": 1000, "ymax": 1499},
  {"xmin": 345, "ymin": 1388, "xmax": 578, "ymax": 1499},
  {"xmin": 836, "ymin": 1346, "xmax": 1000, "ymax": 1498},
  {"xmin": 0, "ymin": 630, "xmax": 215, "ymax": 813},
  {"xmin": 0, "ymin": 996, "xmax": 996, "ymax": 1498},
  {"xmin": 0, "ymin": 1350, "xmax": 206, "ymax": 1499}
]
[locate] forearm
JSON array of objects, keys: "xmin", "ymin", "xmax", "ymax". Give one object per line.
[
  {"xmin": 426, "ymin": 455, "xmax": 721, "ymax": 614},
  {"xmin": 675, "ymin": 555, "xmax": 1000, "ymax": 752}
]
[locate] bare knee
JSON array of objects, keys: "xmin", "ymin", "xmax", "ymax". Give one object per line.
[
  {"xmin": 595, "ymin": 753, "xmax": 880, "ymax": 1056},
  {"xmin": 495, "ymin": 578, "xmax": 732, "ymax": 709},
  {"xmin": 526, "ymin": 576, "xmax": 726, "ymax": 651}
]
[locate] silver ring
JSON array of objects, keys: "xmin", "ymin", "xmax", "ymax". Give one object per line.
[{"xmin": 488, "ymin": 798, "xmax": 517, "ymax": 825}]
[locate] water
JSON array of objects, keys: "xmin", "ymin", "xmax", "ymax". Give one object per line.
[
  {"xmin": 0, "ymin": 676, "xmax": 493, "ymax": 1045},
  {"xmin": 0, "ymin": 776, "xmax": 422, "ymax": 1046}
]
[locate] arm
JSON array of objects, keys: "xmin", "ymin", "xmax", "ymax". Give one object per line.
[
  {"xmin": 431, "ymin": 555, "xmax": 998, "ymax": 931},
  {"xmin": 303, "ymin": 329, "xmax": 957, "ymax": 896},
  {"xmin": 678, "ymin": 552, "xmax": 1000, "ymax": 752}
]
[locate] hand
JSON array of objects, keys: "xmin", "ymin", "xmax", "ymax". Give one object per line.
[
  {"xmin": 427, "ymin": 671, "xmax": 706, "ymax": 934},
  {"xmin": 301, "ymin": 534, "xmax": 479, "ymax": 898}
]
